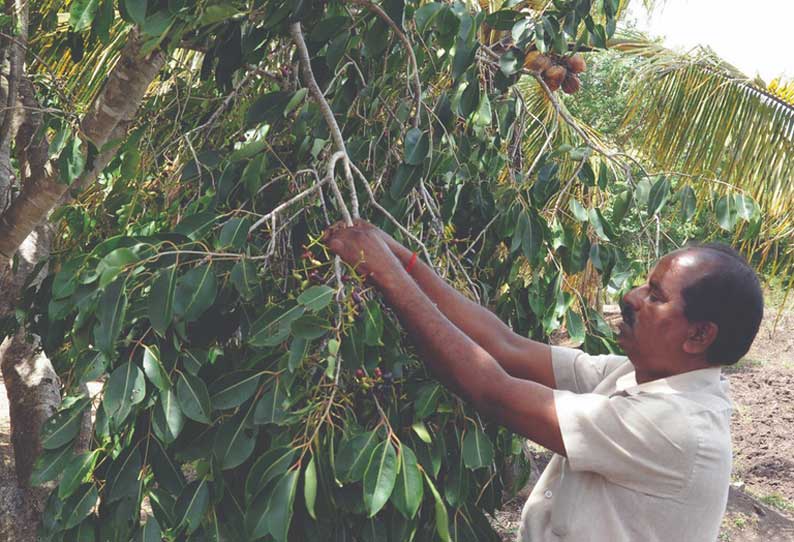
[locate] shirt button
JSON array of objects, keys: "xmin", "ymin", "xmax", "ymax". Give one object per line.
[{"xmin": 544, "ymin": 490, "xmax": 553, "ymax": 499}]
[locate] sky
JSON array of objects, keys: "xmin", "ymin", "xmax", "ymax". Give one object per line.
[{"xmin": 629, "ymin": 0, "xmax": 794, "ymax": 83}]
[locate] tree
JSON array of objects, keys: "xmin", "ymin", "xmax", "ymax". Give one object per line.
[{"xmin": 1, "ymin": 1, "xmax": 792, "ymax": 541}]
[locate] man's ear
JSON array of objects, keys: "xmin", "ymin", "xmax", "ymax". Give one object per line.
[{"xmin": 683, "ymin": 321, "xmax": 718, "ymax": 355}]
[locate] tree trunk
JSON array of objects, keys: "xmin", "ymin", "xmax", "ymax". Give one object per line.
[{"xmin": 0, "ymin": 31, "xmax": 166, "ymax": 263}]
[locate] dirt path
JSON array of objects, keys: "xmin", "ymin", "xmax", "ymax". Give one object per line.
[{"xmin": 494, "ymin": 297, "xmax": 794, "ymax": 542}]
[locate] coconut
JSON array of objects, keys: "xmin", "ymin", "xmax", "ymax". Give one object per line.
[
  {"xmin": 524, "ymin": 51, "xmax": 553, "ymax": 72},
  {"xmin": 562, "ymin": 73, "xmax": 581, "ymax": 94},
  {"xmin": 566, "ymin": 54, "xmax": 586, "ymax": 74},
  {"xmin": 542, "ymin": 65, "xmax": 567, "ymax": 91}
]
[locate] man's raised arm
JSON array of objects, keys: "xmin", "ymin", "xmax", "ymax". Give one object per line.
[{"xmin": 377, "ymin": 227, "xmax": 556, "ymax": 388}]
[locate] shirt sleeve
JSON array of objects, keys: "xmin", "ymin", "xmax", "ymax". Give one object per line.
[
  {"xmin": 554, "ymin": 390, "xmax": 696, "ymax": 497},
  {"xmin": 551, "ymin": 346, "xmax": 628, "ymax": 393}
]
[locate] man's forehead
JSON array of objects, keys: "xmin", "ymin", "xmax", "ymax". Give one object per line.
[{"xmin": 649, "ymin": 249, "xmax": 713, "ymax": 288}]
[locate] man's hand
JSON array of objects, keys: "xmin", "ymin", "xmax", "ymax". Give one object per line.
[{"xmin": 324, "ymin": 220, "xmax": 402, "ymax": 286}]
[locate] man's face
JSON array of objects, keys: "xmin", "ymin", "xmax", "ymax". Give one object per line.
[{"xmin": 617, "ymin": 250, "xmax": 712, "ymax": 370}]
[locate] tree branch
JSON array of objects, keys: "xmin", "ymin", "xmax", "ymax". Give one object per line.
[
  {"xmin": 0, "ymin": 0, "xmax": 26, "ymax": 149},
  {"xmin": 289, "ymin": 22, "xmax": 358, "ymax": 224}
]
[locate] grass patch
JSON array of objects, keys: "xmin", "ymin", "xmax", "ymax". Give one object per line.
[{"xmin": 759, "ymin": 492, "xmax": 794, "ymax": 512}]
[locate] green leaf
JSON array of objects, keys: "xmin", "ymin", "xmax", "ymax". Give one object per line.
[
  {"xmin": 298, "ymin": 285, "xmax": 335, "ymax": 311},
  {"xmin": 411, "ymin": 421, "xmax": 432, "ymax": 444},
  {"xmin": 105, "ymin": 445, "xmax": 142, "ymax": 502},
  {"xmin": 284, "ymin": 88, "xmax": 308, "ymax": 116},
  {"xmin": 735, "ymin": 193, "xmax": 758, "ymax": 220},
  {"xmin": 423, "ymin": 472, "xmax": 451, "ymax": 542},
  {"xmin": 103, "ymin": 362, "xmax": 146, "ymax": 425},
  {"xmin": 210, "ymin": 371, "xmax": 261, "ymax": 410},
  {"xmin": 58, "ymin": 134, "xmax": 86, "ymax": 184},
  {"xmin": 52, "ymin": 257, "xmax": 83, "ymax": 299},
  {"xmin": 612, "ymin": 190, "xmax": 632, "ymax": 225},
  {"xmin": 565, "ymin": 309, "xmax": 585, "ymax": 345},
  {"xmin": 30, "ymin": 445, "xmax": 73, "ymax": 486},
  {"xmin": 587, "ymin": 208, "xmax": 611, "ymax": 241},
  {"xmin": 647, "ymin": 176, "xmax": 671, "ymax": 217},
  {"xmin": 288, "ymin": 337, "xmax": 309, "ymax": 372},
  {"xmin": 219, "ymin": 217, "xmax": 251, "ymax": 249},
  {"xmin": 335, "ymin": 430, "xmax": 379, "ymax": 482},
  {"xmin": 679, "ymin": 185, "xmax": 697, "ymax": 221},
  {"xmin": 253, "ymin": 379, "xmax": 288, "ymax": 425},
  {"xmin": 137, "ymin": 517, "xmax": 161, "ymax": 542},
  {"xmin": 392, "ymin": 445, "xmax": 423, "ymax": 519},
  {"xmin": 175, "ymin": 479, "xmax": 210, "ymax": 534},
  {"xmin": 245, "ymin": 447, "xmax": 297, "ymax": 503},
  {"xmin": 147, "ymin": 266, "xmax": 176, "ymax": 335},
  {"xmin": 716, "ymin": 194, "xmax": 738, "ymax": 231},
  {"xmin": 173, "ymin": 264, "xmax": 218, "ymax": 323},
  {"xmin": 414, "ymin": 383, "xmax": 441, "ymax": 419},
  {"xmin": 363, "ymin": 440, "xmax": 398, "ymax": 517},
  {"xmin": 173, "ymin": 211, "xmax": 217, "ymax": 240},
  {"xmin": 176, "ymin": 372, "xmax": 212, "ymax": 424},
  {"xmin": 304, "ymin": 456, "xmax": 318, "ymax": 520},
  {"xmin": 291, "ymin": 314, "xmax": 329, "ymax": 340},
  {"xmin": 520, "ymin": 210, "xmax": 544, "ymax": 264},
  {"xmin": 231, "ymin": 259, "xmax": 259, "ymax": 300},
  {"xmin": 122, "ymin": 0, "xmax": 147, "ymax": 25},
  {"xmin": 246, "ymin": 91, "xmax": 291, "ymax": 127},
  {"xmin": 149, "ymin": 437, "xmax": 185, "ymax": 495},
  {"xmin": 40, "ymin": 397, "xmax": 90, "ymax": 450},
  {"xmin": 499, "ymin": 47, "xmax": 522, "ymax": 76},
  {"xmin": 59, "ymin": 450, "xmax": 99, "ymax": 499},
  {"xmin": 363, "ymin": 300, "xmax": 384, "ymax": 346},
  {"xmin": 63, "ymin": 483, "xmax": 99, "ymax": 529},
  {"xmin": 404, "ymin": 128, "xmax": 429, "ymax": 165},
  {"xmin": 248, "ymin": 305, "xmax": 305, "ymax": 347},
  {"xmin": 214, "ymin": 413, "xmax": 257, "ymax": 470},
  {"xmin": 94, "ymin": 277, "xmax": 128, "ymax": 357},
  {"xmin": 70, "ymin": 0, "xmax": 100, "ymax": 33},
  {"xmin": 152, "ymin": 389, "xmax": 184, "ymax": 444},
  {"xmin": 97, "ymin": 247, "xmax": 139, "ymax": 288},
  {"xmin": 462, "ymin": 425, "xmax": 494, "ymax": 469},
  {"xmin": 247, "ymin": 469, "xmax": 299, "ymax": 541},
  {"xmin": 414, "ymin": 2, "xmax": 444, "ymax": 33},
  {"xmin": 389, "ymin": 163, "xmax": 421, "ymax": 199},
  {"xmin": 568, "ymin": 199, "xmax": 588, "ymax": 222},
  {"xmin": 142, "ymin": 345, "xmax": 170, "ymax": 391}
]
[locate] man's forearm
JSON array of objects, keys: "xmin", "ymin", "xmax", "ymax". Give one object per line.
[
  {"xmin": 372, "ymin": 264, "xmax": 565, "ymax": 455},
  {"xmin": 383, "ymin": 235, "xmax": 553, "ymax": 385}
]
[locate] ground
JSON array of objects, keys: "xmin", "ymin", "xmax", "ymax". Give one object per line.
[
  {"xmin": 1, "ymin": 296, "xmax": 794, "ymax": 541},
  {"xmin": 493, "ymin": 294, "xmax": 794, "ymax": 541}
]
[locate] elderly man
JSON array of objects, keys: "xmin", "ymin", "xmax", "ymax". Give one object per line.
[{"xmin": 326, "ymin": 220, "xmax": 763, "ymax": 542}]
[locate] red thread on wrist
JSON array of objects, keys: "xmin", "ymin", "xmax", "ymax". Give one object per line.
[{"xmin": 405, "ymin": 252, "xmax": 418, "ymax": 274}]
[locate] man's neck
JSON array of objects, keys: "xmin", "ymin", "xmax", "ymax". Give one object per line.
[{"xmin": 634, "ymin": 357, "xmax": 714, "ymax": 384}]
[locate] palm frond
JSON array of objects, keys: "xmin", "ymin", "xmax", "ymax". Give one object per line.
[{"xmin": 615, "ymin": 34, "xmax": 794, "ymax": 269}]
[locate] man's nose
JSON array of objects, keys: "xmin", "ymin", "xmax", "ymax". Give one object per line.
[{"xmin": 622, "ymin": 287, "xmax": 641, "ymax": 310}]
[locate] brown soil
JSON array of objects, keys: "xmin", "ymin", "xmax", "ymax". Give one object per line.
[{"xmin": 494, "ymin": 296, "xmax": 794, "ymax": 541}]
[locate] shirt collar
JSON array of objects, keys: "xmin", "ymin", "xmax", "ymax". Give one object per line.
[{"xmin": 614, "ymin": 366, "xmax": 724, "ymax": 396}]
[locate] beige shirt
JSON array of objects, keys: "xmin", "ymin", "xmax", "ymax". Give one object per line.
[{"xmin": 519, "ymin": 346, "xmax": 733, "ymax": 542}]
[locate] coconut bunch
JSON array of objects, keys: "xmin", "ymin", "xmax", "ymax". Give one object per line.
[{"xmin": 524, "ymin": 51, "xmax": 586, "ymax": 94}]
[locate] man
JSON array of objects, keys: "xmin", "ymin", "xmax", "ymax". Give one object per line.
[{"xmin": 326, "ymin": 220, "xmax": 763, "ymax": 542}]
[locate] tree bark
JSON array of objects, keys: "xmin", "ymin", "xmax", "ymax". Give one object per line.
[{"xmin": 0, "ymin": 31, "xmax": 166, "ymax": 263}]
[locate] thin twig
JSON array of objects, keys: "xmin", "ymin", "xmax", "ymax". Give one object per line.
[
  {"xmin": 249, "ymin": 176, "xmax": 332, "ymax": 233},
  {"xmin": 349, "ymin": 162, "xmax": 435, "ymax": 268},
  {"xmin": 345, "ymin": 0, "xmax": 422, "ymax": 129}
]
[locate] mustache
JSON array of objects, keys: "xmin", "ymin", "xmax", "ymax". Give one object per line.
[{"xmin": 619, "ymin": 299, "xmax": 635, "ymax": 327}]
